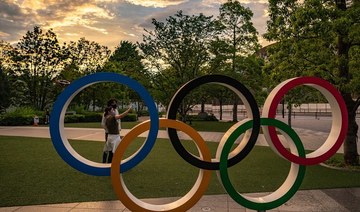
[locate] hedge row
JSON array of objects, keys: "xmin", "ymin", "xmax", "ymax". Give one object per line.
[
  {"xmin": 64, "ymin": 113, "xmax": 137, "ymax": 123},
  {"xmin": 0, "ymin": 113, "xmax": 138, "ymax": 126},
  {"xmin": 0, "ymin": 115, "xmax": 36, "ymax": 126},
  {"xmin": 64, "ymin": 113, "xmax": 104, "ymax": 123},
  {"xmin": 0, "ymin": 112, "xmax": 216, "ymax": 126}
]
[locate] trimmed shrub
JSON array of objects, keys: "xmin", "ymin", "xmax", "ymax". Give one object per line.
[
  {"xmin": 203, "ymin": 114, "xmax": 218, "ymax": 121},
  {"xmin": 5, "ymin": 106, "xmax": 39, "ymax": 116},
  {"xmin": 0, "ymin": 106, "xmax": 138, "ymax": 125},
  {"xmin": 121, "ymin": 113, "xmax": 137, "ymax": 122},
  {"xmin": 0, "ymin": 107, "xmax": 47, "ymax": 126},
  {"xmin": 60, "ymin": 113, "xmax": 136, "ymax": 123},
  {"xmin": 158, "ymin": 111, "xmax": 166, "ymax": 117},
  {"xmin": 64, "ymin": 114, "xmax": 85, "ymax": 123},
  {"xmin": 137, "ymin": 110, "xmax": 150, "ymax": 117},
  {"xmin": 83, "ymin": 112, "xmax": 103, "ymax": 122},
  {"xmin": 186, "ymin": 114, "xmax": 218, "ymax": 121},
  {"xmin": 71, "ymin": 105, "xmax": 88, "ymax": 114},
  {"xmin": 0, "ymin": 114, "xmax": 36, "ymax": 126}
]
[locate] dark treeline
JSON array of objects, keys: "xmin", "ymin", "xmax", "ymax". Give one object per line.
[{"xmin": 0, "ymin": 1, "xmax": 263, "ymax": 118}]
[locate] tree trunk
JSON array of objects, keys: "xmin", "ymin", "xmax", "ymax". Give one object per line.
[
  {"xmin": 335, "ymin": 0, "xmax": 359, "ymax": 165},
  {"xmin": 40, "ymin": 77, "xmax": 49, "ymax": 110},
  {"xmin": 232, "ymin": 95, "xmax": 238, "ymax": 122},
  {"xmin": 232, "ymin": 24, "xmax": 237, "ymax": 122},
  {"xmin": 92, "ymin": 89, "xmax": 96, "ymax": 111},
  {"xmin": 343, "ymin": 94, "xmax": 359, "ymax": 165},
  {"xmin": 180, "ymin": 102, "xmax": 186, "ymax": 122},
  {"xmin": 32, "ymin": 63, "xmax": 38, "ymax": 110},
  {"xmin": 219, "ymin": 99, "xmax": 223, "ymax": 121},
  {"xmin": 336, "ymin": 0, "xmax": 359, "ymax": 165},
  {"xmin": 287, "ymin": 103, "xmax": 292, "ymax": 128}
]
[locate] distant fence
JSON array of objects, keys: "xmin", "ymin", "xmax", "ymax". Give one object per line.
[{"xmin": 189, "ymin": 103, "xmax": 360, "ymax": 119}]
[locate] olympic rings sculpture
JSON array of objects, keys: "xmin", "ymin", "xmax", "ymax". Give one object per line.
[{"xmin": 50, "ymin": 72, "xmax": 348, "ymax": 211}]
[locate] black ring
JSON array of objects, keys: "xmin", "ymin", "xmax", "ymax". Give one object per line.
[{"xmin": 167, "ymin": 75, "xmax": 260, "ymax": 170}]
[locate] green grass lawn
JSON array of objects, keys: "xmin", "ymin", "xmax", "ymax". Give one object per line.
[{"xmin": 0, "ymin": 135, "xmax": 359, "ymax": 207}]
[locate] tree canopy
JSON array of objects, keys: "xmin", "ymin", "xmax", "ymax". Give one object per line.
[
  {"xmin": 0, "ymin": 27, "xmax": 112, "ymax": 111},
  {"xmin": 11, "ymin": 26, "xmax": 64, "ymax": 110},
  {"xmin": 139, "ymin": 10, "xmax": 221, "ymax": 117},
  {"xmin": 218, "ymin": 0, "xmax": 262, "ymax": 121},
  {"xmin": 264, "ymin": 0, "xmax": 360, "ymax": 165},
  {"xmin": 0, "ymin": 1, "xmax": 262, "ymax": 126}
]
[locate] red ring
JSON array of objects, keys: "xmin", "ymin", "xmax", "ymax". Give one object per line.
[{"xmin": 262, "ymin": 77, "xmax": 348, "ymax": 165}]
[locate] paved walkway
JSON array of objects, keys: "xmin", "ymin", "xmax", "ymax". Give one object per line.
[
  {"xmin": 0, "ymin": 188, "xmax": 359, "ymax": 212},
  {"xmin": 0, "ymin": 125, "xmax": 359, "ymax": 211},
  {"xmin": 0, "ymin": 125, "xmax": 355, "ymax": 153}
]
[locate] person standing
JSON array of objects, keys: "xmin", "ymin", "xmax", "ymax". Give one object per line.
[
  {"xmin": 102, "ymin": 105, "xmax": 131, "ymax": 163},
  {"xmin": 101, "ymin": 99, "xmax": 119, "ymax": 140},
  {"xmin": 44, "ymin": 109, "xmax": 50, "ymax": 125},
  {"xmin": 101, "ymin": 99, "xmax": 119, "ymax": 163}
]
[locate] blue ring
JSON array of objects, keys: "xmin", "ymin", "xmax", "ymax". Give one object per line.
[{"xmin": 50, "ymin": 72, "xmax": 159, "ymax": 176}]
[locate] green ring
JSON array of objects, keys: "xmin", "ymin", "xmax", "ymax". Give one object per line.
[{"xmin": 219, "ymin": 118, "xmax": 306, "ymax": 211}]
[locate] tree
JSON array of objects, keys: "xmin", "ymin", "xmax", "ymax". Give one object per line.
[
  {"xmin": 264, "ymin": 0, "xmax": 360, "ymax": 165},
  {"xmin": 0, "ymin": 41, "xmax": 14, "ymax": 112},
  {"xmin": 0, "ymin": 68, "xmax": 11, "ymax": 113},
  {"xmin": 217, "ymin": 0, "xmax": 261, "ymax": 121},
  {"xmin": 65, "ymin": 37, "xmax": 110, "ymax": 75},
  {"xmin": 206, "ymin": 39, "xmax": 233, "ymax": 120},
  {"xmin": 0, "ymin": 40, "xmax": 15, "ymax": 73},
  {"xmin": 12, "ymin": 26, "xmax": 64, "ymax": 110},
  {"xmin": 103, "ymin": 41, "xmax": 151, "ymax": 112},
  {"xmin": 139, "ymin": 11, "xmax": 220, "ymax": 119},
  {"xmin": 108, "ymin": 41, "xmax": 145, "ymax": 76},
  {"xmin": 63, "ymin": 37, "xmax": 110, "ymax": 111}
]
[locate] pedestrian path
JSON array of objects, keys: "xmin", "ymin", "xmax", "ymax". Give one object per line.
[
  {"xmin": 1, "ymin": 188, "xmax": 359, "ymax": 211},
  {"xmin": 0, "ymin": 125, "xmax": 351, "ymax": 153}
]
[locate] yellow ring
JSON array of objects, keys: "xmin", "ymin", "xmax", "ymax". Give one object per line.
[{"xmin": 111, "ymin": 118, "xmax": 212, "ymax": 212}]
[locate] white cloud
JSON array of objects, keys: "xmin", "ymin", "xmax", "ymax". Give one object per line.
[
  {"xmin": 125, "ymin": 0, "xmax": 188, "ymax": 8},
  {"xmin": 201, "ymin": 0, "xmax": 268, "ymax": 5},
  {"xmin": 77, "ymin": 5, "xmax": 114, "ymax": 19},
  {"xmin": 0, "ymin": 31, "xmax": 10, "ymax": 37},
  {"xmin": 123, "ymin": 31, "xmax": 137, "ymax": 37},
  {"xmin": 11, "ymin": 1, "xmax": 114, "ymax": 32},
  {"xmin": 201, "ymin": 0, "xmax": 226, "ymax": 4},
  {"xmin": 1, "ymin": 0, "xmax": 271, "ymax": 49},
  {"xmin": 64, "ymin": 32, "xmax": 80, "ymax": 36},
  {"xmin": 83, "ymin": 25, "xmax": 109, "ymax": 34},
  {"xmin": 239, "ymin": 0, "xmax": 268, "ymax": 3}
]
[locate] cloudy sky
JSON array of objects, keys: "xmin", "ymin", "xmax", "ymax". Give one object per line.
[{"xmin": 0, "ymin": 0, "xmax": 270, "ymax": 50}]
